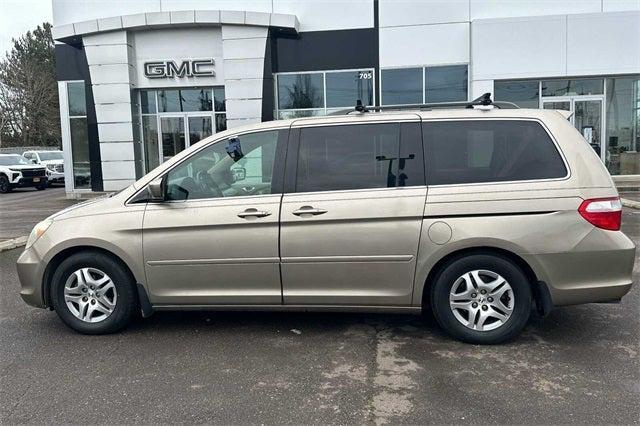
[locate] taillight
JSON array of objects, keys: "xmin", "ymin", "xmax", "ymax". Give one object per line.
[{"xmin": 578, "ymin": 197, "xmax": 622, "ymax": 231}]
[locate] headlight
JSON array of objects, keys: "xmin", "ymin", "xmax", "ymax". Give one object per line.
[
  {"xmin": 26, "ymin": 219, "xmax": 53, "ymax": 249},
  {"xmin": 46, "ymin": 164, "xmax": 56, "ymax": 171}
]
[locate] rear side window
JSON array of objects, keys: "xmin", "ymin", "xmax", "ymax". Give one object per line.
[
  {"xmin": 422, "ymin": 120, "xmax": 567, "ymax": 185},
  {"xmin": 295, "ymin": 123, "xmax": 424, "ymax": 193}
]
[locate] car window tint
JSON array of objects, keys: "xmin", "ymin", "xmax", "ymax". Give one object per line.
[
  {"xmin": 295, "ymin": 123, "xmax": 423, "ymax": 193},
  {"xmin": 422, "ymin": 120, "xmax": 567, "ymax": 185},
  {"xmin": 165, "ymin": 130, "xmax": 279, "ymax": 201}
]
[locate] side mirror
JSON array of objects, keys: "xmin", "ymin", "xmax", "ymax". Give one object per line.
[{"xmin": 147, "ymin": 177, "xmax": 164, "ymax": 202}]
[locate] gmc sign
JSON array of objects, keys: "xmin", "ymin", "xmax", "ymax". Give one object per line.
[{"xmin": 144, "ymin": 59, "xmax": 215, "ymax": 78}]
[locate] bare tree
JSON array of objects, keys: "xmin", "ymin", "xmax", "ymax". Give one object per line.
[{"xmin": 0, "ymin": 22, "xmax": 60, "ymax": 147}]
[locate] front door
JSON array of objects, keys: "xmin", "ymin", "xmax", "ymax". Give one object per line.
[
  {"xmin": 142, "ymin": 128, "xmax": 288, "ymax": 305},
  {"xmin": 280, "ymin": 119, "xmax": 426, "ymax": 306},
  {"xmin": 542, "ymin": 96, "xmax": 605, "ymax": 162}
]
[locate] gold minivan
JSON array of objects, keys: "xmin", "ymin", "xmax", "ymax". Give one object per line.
[{"xmin": 16, "ymin": 96, "xmax": 636, "ymax": 344}]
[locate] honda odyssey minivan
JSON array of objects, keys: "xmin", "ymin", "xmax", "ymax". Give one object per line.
[{"xmin": 16, "ymin": 95, "xmax": 635, "ymax": 344}]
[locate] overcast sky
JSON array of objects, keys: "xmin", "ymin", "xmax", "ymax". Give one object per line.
[{"xmin": 0, "ymin": 0, "xmax": 53, "ymax": 56}]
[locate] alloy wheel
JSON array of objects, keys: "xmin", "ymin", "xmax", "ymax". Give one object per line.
[
  {"xmin": 63, "ymin": 267, "xmax": 117, "ymax": 323},
  {"xmin": 449, "ymin": 269, "xmax": 515, "ymax": 332}
]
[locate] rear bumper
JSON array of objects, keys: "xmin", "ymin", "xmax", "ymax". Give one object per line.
[{"xmin": 524, "ymin": 229, "xmax": 636, "ymax": 306}]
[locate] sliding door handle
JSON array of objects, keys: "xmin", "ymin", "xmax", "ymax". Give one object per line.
[
  {"xmin": 237, "ymin": 208, "xmax": 271, "ymax": 218},
  {"xmin": 292, "ymin": 206, "xmax": 328, "ymax": 216}
]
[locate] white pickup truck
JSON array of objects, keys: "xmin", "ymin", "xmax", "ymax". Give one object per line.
[
  {"xmin": 0, "ymin": 154, "xmax": 48, "ymax": 193},
  {"xmin": 22, "ymin": 150, "xmax": 65, "ymax": 186}
]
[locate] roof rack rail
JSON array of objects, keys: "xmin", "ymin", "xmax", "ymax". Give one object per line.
[{"xmin": 338, "ymin": 93, "xmax": 518, "ymax": 115}]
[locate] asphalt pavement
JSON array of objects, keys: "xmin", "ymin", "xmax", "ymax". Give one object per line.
[
  {"xmin": 0, "ymin": 207, "xmax": 638, "ymax": 424},
  {"xmin": 0, "ymin": 186, "xmax": 78, "ymax": 242}
]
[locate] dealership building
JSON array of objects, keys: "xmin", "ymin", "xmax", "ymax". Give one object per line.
[{"xmin": 51, "ymin": 0, "xmax": 640, "ymax": 196}]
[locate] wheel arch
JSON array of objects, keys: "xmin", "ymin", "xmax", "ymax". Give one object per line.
[
  {"xmin": 42, "ymin": 245, "xmax": 141, "ymax": 309},
  {"xmin": 418, "ymin": 246, "xmax": 549, "ymax": 314}
]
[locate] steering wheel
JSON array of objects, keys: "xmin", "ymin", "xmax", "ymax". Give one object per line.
[{"xmin": 195, "ymin": 170, "xmax": 223, "ymax": 198}]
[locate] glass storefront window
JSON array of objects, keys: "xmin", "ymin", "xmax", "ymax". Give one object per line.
[
  {"xmin": 142, "ymin": 115, "xmax": 159, "ymax": 172},
  {"xmin": 67, "ymin": 82, "xmax": 87, "ymax": 116},
  {"xmin": 494, "ymin": 80, "xmax": 540, "ymax": 108},
  {"xmin": 157, "ymin": 88, "xmax": 213, "ymax": 112},
  {"xmin": 606, "ymin": 76, "xmax": 640, "ymax": 175},
  {"xmin": 381, "ymin": 68, "xmax": 422, "ymax": 105},
  {"xmin": 380, "ymin": 65, "xmax": 469, "ymax": 106},
  {"xmin": 275, "ymin": 69, "xmax": 375, "ymax": 118},
  {"xmin": 277, "ymin": 73, "xmax": 324, "ymax": 110},
  {"xmin": 325, "ymin": 70, "xmax": 374, "ymax": 108},
  {"xmin": 541, "ymin": 79, "xmax": 603, "ymax": 97},
  {"xmin": 66, "ymin": 81, "xmax": 90, "ymax": 189},
  {"xmin": 140, "ymin": 87, "xmax": 226, "ymax": 170},
  {"xmin": 496, "ymin": 75, "xmax": 640, "ymax": 175},
  {"xmin": 425, "ymin": 65, "xmax": 468, "ymax": 103}
]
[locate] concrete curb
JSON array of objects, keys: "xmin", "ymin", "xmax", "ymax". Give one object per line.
[
  {"xmin": 0, "ymin": 236, "xmax": 28, "ymax": 252},
  {"xmin": 621, "ymin": 198, "xmax": 640, "ymax": 210}
]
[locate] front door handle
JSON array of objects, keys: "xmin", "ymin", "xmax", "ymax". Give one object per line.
[
  {"xmin": 292, "ymin": 206, "xmax": 328, "ymax": 216},
  {"xmin": 237, "ymin": 208, "xmax": 271, "ymax": 218}
]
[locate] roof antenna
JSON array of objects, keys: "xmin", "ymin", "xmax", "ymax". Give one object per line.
[{"xmin": 355, "ymin": 99, "xmax": 369, "ymax": 113}]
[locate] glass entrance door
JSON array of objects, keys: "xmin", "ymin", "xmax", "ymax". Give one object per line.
[
  {"xmin": 160, "ymin": 116, "xmax": 185, "ymax": 163},
  {"xmin": 159, "ymin": 114, "xmax": 214, "ymax": 163},
  {"xmin": 542, "ymin": 96, "xmax": 605, "ymax": 162}
]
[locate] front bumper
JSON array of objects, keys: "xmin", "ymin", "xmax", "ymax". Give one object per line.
[
  {"xmin": 17, "ymin": 246, "xmax": 47, "ymax": 308},
  {"xmin": 12, "ymin": 176, "xmax": 48, "ymax": 188},
  {"xmin": 46, "ymin": 171, "xmax": 64, "ymax": 183}
]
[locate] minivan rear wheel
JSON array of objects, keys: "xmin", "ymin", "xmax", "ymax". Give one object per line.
[
  {"xmin": 430, "ymin": 254, "xmax": 532, "ymax": 344},
  {"xmin": 50, "ymin": 251, "xmax": 137, "ymax": 334}
]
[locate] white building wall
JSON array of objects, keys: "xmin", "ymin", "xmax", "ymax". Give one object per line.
[{"xmin": 470, "ymin": 10, "xmax": 640, "ymax": 97}]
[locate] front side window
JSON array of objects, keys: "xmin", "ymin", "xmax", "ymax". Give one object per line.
[
  {"xmin": 165, "ymin": 130, "xmax": 280, "ymax": 201},
  {"xmin": 423, "ymin": 120, "xmax": 567, "ymax": 185},
  {"xmin": 295, "ymin": 123, "xmax": 423, "ymax": 193}
]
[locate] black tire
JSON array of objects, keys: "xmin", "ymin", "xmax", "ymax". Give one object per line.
[
  {"xmin": 0, "ymin": 175, "xmax": 11, "ymax": 193},
  {"xmin": 50, "ymin": 251, "xmax": 138, "ymax": 334},
  {"xmin": 430, "ymin": 254, "xmax": 532, "ymax": 344}
]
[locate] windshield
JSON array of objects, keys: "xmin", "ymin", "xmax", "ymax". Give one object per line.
[
  {"xmin": 37, "ymin": 151, "xmax": 63, "ymax": 161},
  {"xmin": 0, "ymin": 155, "xmax": 31, "ymax": 166}
]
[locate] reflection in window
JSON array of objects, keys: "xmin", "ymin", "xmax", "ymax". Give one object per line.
[
  {"xmin": 380, "ymin": 65, "xmax": 469, "ymax": 105},
  {"xmin": 325, "ymin": 70, "xmax": 373, "ymax": 108},
  {"xmin": 541, "ymin": 79, "xmax": 603, "ymax": 97},
  {"xmin": 425, "ymin": 65, "xmax": 467, "ymax": 103},
  {"xmin": 277, "ymin": 73, "xmax": 324, "ymax": 109},
  {"xmin": 606, "ymin": 76, "xmax": 640, "ymax": 175},
  {"xmin": 157, "ymin": 88, "xmax": 213, "ymax": 112},
  {"xmin": 381, "ymin": 68, "xmax": 422, "ymax": 105},
  {"xmin": 67, "ymin": 82, "xmax": 87, "ymax": 116},
  {"xmin": 275, "ymin": 69, "xmax": 375, "ymax": 118},
  {"xmin": 494, "ymin": 80, "xmax": 540, "ymax": 108},
  {"xmin": 140, "ymin": 87, "xmax": 226, "ymax": 172},
  {"xmin": 296, "ymin": 124, "xmax": 404, "ymax": 193},
  {"xmin": 422, "ymin": 120, "xmax": 567, "ymax": 185},
  {"xmin": 66, "ymin": 81, "xmax": 90, "ymax": 189},
  {"xmin": 165, "ymin": 130, "xmax": 280, "ymax": 201}
]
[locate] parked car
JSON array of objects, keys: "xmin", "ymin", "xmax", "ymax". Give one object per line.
[
  {"xmin": 22, "ymin": 150, "xmax": 65, "ymax": 186},
  {"xmin": 16, "ymin": 95, "xmax": 635, "ymax": 344},
  {"xmin": 0, "ymin": 154, "xmax": 48, "ymax": 193}
]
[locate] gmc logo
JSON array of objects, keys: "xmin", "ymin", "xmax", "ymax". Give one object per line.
[{"xmin": 144, "ymin": 59, "xmax": 215, "ymax": 78}]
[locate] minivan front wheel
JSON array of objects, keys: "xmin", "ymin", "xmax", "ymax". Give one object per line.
[
  {"xmin": 51, "ymin": 251, "xmax": 137, "ymax": 334},
  {"xmin": 431, "ymin": 254, "xmax": 532, "ymax": 344}
]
